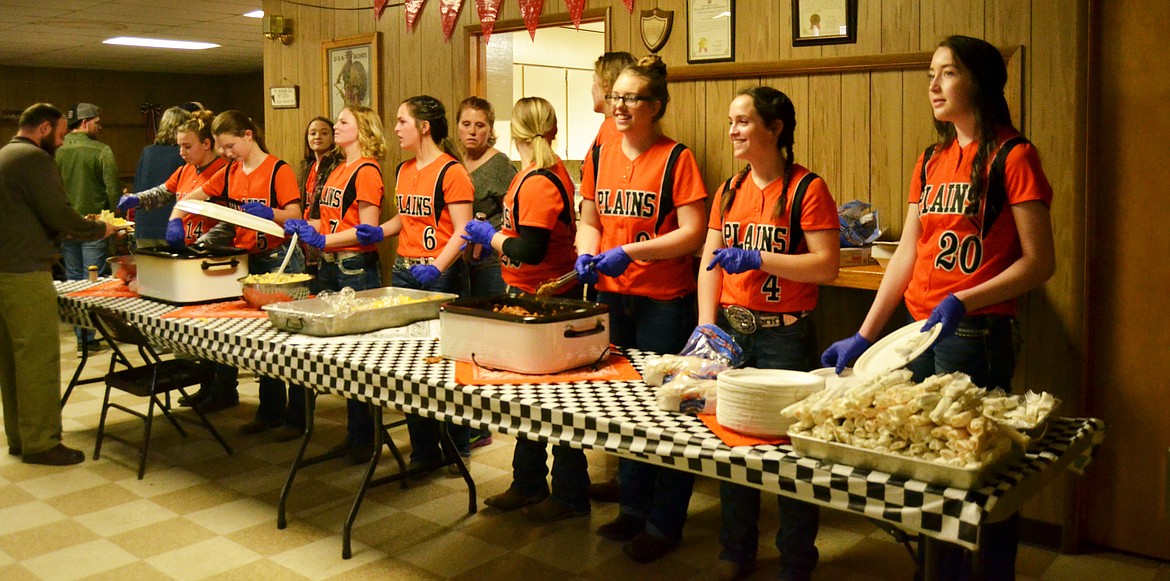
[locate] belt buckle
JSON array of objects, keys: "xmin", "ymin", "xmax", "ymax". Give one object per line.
[{"xmin": 723, "ymin": 305, "xmax": 757, "ymax": 335}]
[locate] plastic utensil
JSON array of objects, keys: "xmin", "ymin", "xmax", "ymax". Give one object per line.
[{"xmin": 276, "ymin": 233, "xmax": 298, "ymax": 275}]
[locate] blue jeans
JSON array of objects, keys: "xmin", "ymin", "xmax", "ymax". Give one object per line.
[
  {"xmin": 62, "ymin": 238, "xmax": 109, "ymax": 344},
  {"xmin": 250, "ymin": 244, "xmax": 307, "ymax": 427},
  {"xmin": 392, "ymin": 260, "xmax": 471, "ymax": 457},
  {"xmin": 908, "ymin": 314, "xmax": 1020, "ymax": 581},
  {"xmin": 512, "ymin": 437, "xmax": 590, "ymax": 511},
  {"xmin": 717, "ymin": 314, "xmax": 821, "ymax": 575},
  {"xmin": 467, "ymin": 257, "xmax": 505, "ymax": 297},
  {"xmin": 315, "ymin": 251, "xmax": 383, "ymax": 445},
  {"xmin": 598, "ymin": 291, "xmax": 698, "ymax": 542}
]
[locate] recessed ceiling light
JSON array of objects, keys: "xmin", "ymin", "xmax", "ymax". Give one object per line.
[
  {"xmin": 104, "ymin": 37, "xmax": 219, "ymax": 50},
  {"xmin": 244, "ymin": 10, "xmax": 264, "ymax": 18}
]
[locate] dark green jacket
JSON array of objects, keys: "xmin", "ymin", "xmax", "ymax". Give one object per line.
[{"xmin": 55, "ymin": 132, "xmax": 119, "ymax": 215}]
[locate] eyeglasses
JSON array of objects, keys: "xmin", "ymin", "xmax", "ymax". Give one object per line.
[{"xmin": 604, "ymin": 93, "xmax": 656, "ymax": 107}]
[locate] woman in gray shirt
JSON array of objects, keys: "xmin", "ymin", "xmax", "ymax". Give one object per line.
[{"xmin": 456, "ymin": 97, "xmax": 516, "ymax": 298}]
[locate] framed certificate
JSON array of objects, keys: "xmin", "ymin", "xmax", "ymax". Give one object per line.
[
  {"xmin": 792, "ymin": 0, "xmax": 857, "ymax": 47},
  {"xmin": 687, "ymin": 0, "xmax": 734, "ymax": 64}
]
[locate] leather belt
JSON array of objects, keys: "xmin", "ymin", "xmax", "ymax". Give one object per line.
[
  {"xmin": 721, "ymin": 305, "xmax": 810, "ymax": 335},
  {"xmin": 396, "ymin": 255, "xmax": 435, "ymax": 267}
]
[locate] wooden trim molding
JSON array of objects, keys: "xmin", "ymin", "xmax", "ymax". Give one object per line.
[{"xmin": 671, "ymin": 46, "xmax": 1024, "ymax": 126}]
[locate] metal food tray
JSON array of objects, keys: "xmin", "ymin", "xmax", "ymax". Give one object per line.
[
  {"xmin": 789, "ymin": 432, "xmax": 1021, "ymax": 489},
  {"xmin": 262, "ymin": 287, "xmax": 458, "ymax": 336}
]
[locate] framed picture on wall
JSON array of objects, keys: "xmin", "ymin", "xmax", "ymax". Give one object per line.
[
  {"xmin": 792, "ymin": 0, "xmax": 857, "ymax": 46},
  {"xmin": 322, "ymin": 33, "xmax": 380, "ymax": 121},
  {"xmin": 687, "ymin": 0, "xmax": 735, "ymax": 64}
]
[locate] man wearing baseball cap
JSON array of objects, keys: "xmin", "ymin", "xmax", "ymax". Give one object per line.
[{"xmin": 55, "ymin": 102, "xmax": 120, "ymax": 353}]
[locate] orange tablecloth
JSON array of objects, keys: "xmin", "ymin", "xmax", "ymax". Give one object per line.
[
  {"xmin": 456, "ymin": 354, "xmax": 642, "ymax": 385},
  {"xmin": 699, "ymin": 413, "xmax": 790, "ymax": 447},
  {"xmin": 161, "ymin": 300, "xmax": 267, "ymax": 319},
  {"xmin": 65, "ymin": 280, "xmax": 137, "ymax": 298}
]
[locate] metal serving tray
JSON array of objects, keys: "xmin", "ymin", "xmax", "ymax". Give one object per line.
[
  {"xmin": 262, "ymin": 287, "xmax": 457, "ymax": 337},
  {"xmin": 789, "ymin": 432, "xmax": 1021, "ymax": 489}
]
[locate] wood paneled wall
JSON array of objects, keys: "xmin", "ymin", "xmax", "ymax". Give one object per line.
[
  {"xmin": 262, "ymin": 0, "xmax": 1090, "ymax": 538},
  {"xmin": 0, "ymin": 66, "xmax": 263, "ymax": 179}
]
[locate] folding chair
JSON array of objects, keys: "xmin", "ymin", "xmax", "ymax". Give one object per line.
[{"xmin": 89, "ymin": 307, "xmax": 233, "ymax": 479}]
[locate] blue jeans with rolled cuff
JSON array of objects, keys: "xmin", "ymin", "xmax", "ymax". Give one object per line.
[
  {"xmin": 392, "ymin": 260, "xmax": 471, "ymax": 457},
  {"xmin": 716, "ymin": 313, "xmax": 821, "ymax": 577},
  {"xmin": 250, "ymin": 244, "xmax": 307, "ymax": 427},
  {"xmin": 597, "ymin": 291, "xmax": 698, "ymax": 543},
  {"xmin": 907, "ymin": 314, "xmax": 1020, "ymax": 581}
]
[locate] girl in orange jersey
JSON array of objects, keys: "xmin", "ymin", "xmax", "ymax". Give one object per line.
[
  {"xmin": 118, "ymin": 109, "xmax": 226, "ymax": 247},
  {"xmin": 166, "ymin": 110, "xmax": 307, "ymax": 434},
  {"xmin": 822, "ymin": 35, "xmax": 1055, "ymax": 581},
  {"xmin": 576, "ymin": 55, "xmax": 707, "ymax": 554},
  {"xmin": 354, "ymin": 95, "xmax": 475, "ymax": 466},
  {"xmin": 694, "ymin": 87, "xmax": 840, "ymax": 581},
  {"xmin": 284, "ymin": 106, "xmax": 385, "ymax": 460},
  {"xmin": 464, "ymin": 97, "xmax": 583, "ymax": 518},
  {"xmin": 298, "ymin": 116, "xmax": 342, "ymax": 289}
]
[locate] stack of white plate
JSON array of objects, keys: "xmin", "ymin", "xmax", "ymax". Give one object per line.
[{"xmin": 716, "ymin": 369, "xmax": 825, "ymax": 437}]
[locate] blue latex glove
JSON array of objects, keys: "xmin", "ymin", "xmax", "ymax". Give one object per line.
[
  {"xmin": 355, "ymin": 223, "xmax": 384, "ymax": 246},
  {"xmin": 165, "ymin": 218, "xmax": 186, "ymax": 248},
  {"xmin": 116, "ymin": 195, "xmax": 139, "ymax": 213},
  {"xmin": 240, "ymin": 201, "xmax": 274, "ymax": 221},
  {"xmin": 820, "ymin": 332, "xmax": 873, "ymax": 374},
  {"xmin": 593, "ymin": 246, "xmax": 632, "ymax": 277},
  {"xmin": 706, "ymin": 247, "xmax": 762, "ymax": 274},
  {"xmin": 410, "ymin": 264, "xmax": 441, "ymax": 286},
  {"xmin": 461, "ymin": 219, "xmax": 497, "ymax": 247},
  {"xmin": 922, "ymin": 293, "xmax": 967, "ymax": 340},
  {"xmin": 574, "ymin": 253, "xmax": 598, "ymax": 284},
  {"xmin": 288, "ymin": 220, "xmax": 326, "ymax": 249}
]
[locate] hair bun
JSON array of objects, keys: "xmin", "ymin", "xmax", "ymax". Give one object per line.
[{"xmin": 637, "ymin": 54, "xmax": 667, "ymax": 75}]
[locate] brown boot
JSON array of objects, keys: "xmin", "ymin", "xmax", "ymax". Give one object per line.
[
  {"xmin": 484, "ymin": 487, "xmax": 548, "ymax": 511},
  {"xmin": 22, "ymin": 444, "xmax": 85, "ymax": 466}
]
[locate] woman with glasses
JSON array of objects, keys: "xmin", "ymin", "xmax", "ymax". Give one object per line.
[
  {"xmin": 576, "ymin": 54, "xmax": 708, "ymax": 561},
  {"xmin": 694, "ymin": 87, "xmax": 840, "ymax": 581}
]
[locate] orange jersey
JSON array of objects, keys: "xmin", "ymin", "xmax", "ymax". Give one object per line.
[
  {"xmin": 579, "ymin": 117, "xmax": 622, "ymax": 183},
  {"xmin": 394, "ymin": 153, "xmax": 474, "ymax": 259},
  {"xmin": 500, "ymin": 160, "xmax": 577, "ymax": 294},
  {"xmin": 302, "ymin": 160, "xmax": 319, "ymax": 220},
  {"xmin": 580, "ymin": 136, "xmax": 708, "ymax": 300},
  {"xmin": 905, "ymin": 128, "xmax": 1054, "ymax": 319},
  {"xmin": 708, "ymin": 165, "xmax": 839, "ymax": 313},
  {"xmin": 317, "ymin": 158, "xmax": 383, "ymax": 253},
  {"xmin": 201, "ymin": 154, "xmax": 299, "ymax": 254},
  {"xmin": 167, "ymin": 157, "xmax": 228, "ymax": 245}
]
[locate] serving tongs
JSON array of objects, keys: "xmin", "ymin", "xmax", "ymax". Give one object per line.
[{"xmin": 534, "ymin": 269, "xmax": 579, "ymax": 297}]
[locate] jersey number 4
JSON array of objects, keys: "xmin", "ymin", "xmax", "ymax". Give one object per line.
[
  {"xmin": 935, "ymin": 231, "xmax": 983, "ymax": 274},
  {"xmin": 761, "ymin": 275, "xmax": 782, "ymax": 302}
]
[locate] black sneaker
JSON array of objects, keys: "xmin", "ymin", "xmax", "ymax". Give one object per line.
[
  {"xmin": 597, "ymin": 513, "xmax": 645, "ymax": 541},
  {"xmin": 623, "ymin": 531, "xmax": 677, "ymax": 563},
  {"xmin": 194, "ymin": 395, "xmax": 239, "ymax": 414}
]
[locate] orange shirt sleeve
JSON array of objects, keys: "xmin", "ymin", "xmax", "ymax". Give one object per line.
[
  {"xmin": 165, "ymin": 165, "xmax": 184, "ymax": 192},
  {"xmin": 516, "ymin": 174, "xmax": 566, "ymax": 230},
  {"xmin": 799, "ymin": 177, "xmax": 842, "ymax": 232},
  {"xmin": 354, "ymin": 164, "xmax": 384, "ymax": 207},
  {"xmin": 441, "ymin": 162, "xmax": 474, "ymax": 204},
  {"xmin": 670, "ymin": 149, "xmax": 708, "ymax": 208},
  {"xmin": 274, "ymin": 161, "xmax": 300, "ymax": 209},
  {"xmin": 580, "ymin": 145, "xmax": 598, "ymax": 202},
  {"xmin": 199, "ymin": 165, "xmax": 227, "ymax": 198}
]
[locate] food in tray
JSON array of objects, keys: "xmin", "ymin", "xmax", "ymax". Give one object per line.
[
  {"xmin": 982, "ymin": 390, "xmax": 1060, "ymax": 430},
  {"xmin": 784, "ymin": 369, "xmax": 1016, "ymax": 469},
  {"xmin": 493, "ymin": 304, "xmax": 538, "ymax": 317},
  {"xmin": 241, "ymin": 272, "xmax": 313, "ymax": 284},
  {"xmin": 315, "ymin": 286, "xmax": 426, "ymax": 314}
]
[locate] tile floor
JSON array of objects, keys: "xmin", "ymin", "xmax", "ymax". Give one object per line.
[{"xmin": 0, "ymin": 324, "xmax": 1166, "ymax": 580}]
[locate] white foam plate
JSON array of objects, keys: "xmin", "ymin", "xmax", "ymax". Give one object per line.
[
  {"xmin": 717, "ymin": 368, "xmax": 824, "ymax": 390},
  {"xmin": 175, "ymin": 199, "xmax": 284, "ymax": 237},
  {"xmin": 810, "ymin": 367, "xmax": 853, "ymax": 390},
  {"xmin": 853, "ymin": 320, "xmax": 942, "ymax": 377}
]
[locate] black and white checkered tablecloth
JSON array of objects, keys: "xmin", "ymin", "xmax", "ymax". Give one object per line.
[{"xmin": 56, "ymin": 280, "xmax": 1106, "ymax": 550}]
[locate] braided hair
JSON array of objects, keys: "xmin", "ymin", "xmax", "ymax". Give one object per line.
[
  {"xmin": 403, "ymin": 95, "xmax": 461, "ymax": 161},
  {"xmin": 720, "ymin": 86, "xmax": 798, "ymax": 220},
  {"xmin": 931, "ymin": 35, "xmax": 1015, "ymax": 220}
]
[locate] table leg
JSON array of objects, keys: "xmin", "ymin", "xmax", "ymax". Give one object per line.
[
  {"xmin": 342, "ymin": 401, "xmax": 384, "ymax": 560},
  {"xmin": 278, "ymin": 390, "xmax": 317, "ymax": 530},
  {"xmin": 439, "ymin": 423, "xmax": 477, "ymax": 514}
]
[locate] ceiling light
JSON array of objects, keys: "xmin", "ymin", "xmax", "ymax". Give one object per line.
[
  {"xmin": 104, "ymin": 37, "xmax": 219, "ymax": 50},
  {"xmin": 244, "ymin": 10, "xmax": 264, "ymax": 18}
]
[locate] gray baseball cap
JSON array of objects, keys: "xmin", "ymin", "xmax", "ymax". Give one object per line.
[{"xmin": 67, "ymin": 103, "xmax": 101, "ymax": 127}]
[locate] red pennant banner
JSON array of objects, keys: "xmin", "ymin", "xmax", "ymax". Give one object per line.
[
  {"xmin": 564, "ymin": 0, "xmax": 585, "ymax": 29},
  {"xmin": 475, "ymin": 0, "xmax": 503, "ymax": 43},
  {"xmin": 404, "ymin": 0, "xmax": 426, "ymax": 32},
  {"xmin": 440, "ymin": 0, "xmax": 464, "ymax": 42},
  {"xmin": 518, "ymin": 0, "xmax": 544, "ymax": 40},
  {"xmin": 622, "ymin": 0, "xmax": 635, "ymax": 14},
  {"xmin": 374, "ymin": 0, "xmax": 389, "ymax": 20}
]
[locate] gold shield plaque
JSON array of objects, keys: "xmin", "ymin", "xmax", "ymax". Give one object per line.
[{"xmin": 640, "ymin": 8, "xmax": 674, "ymax": 54}]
